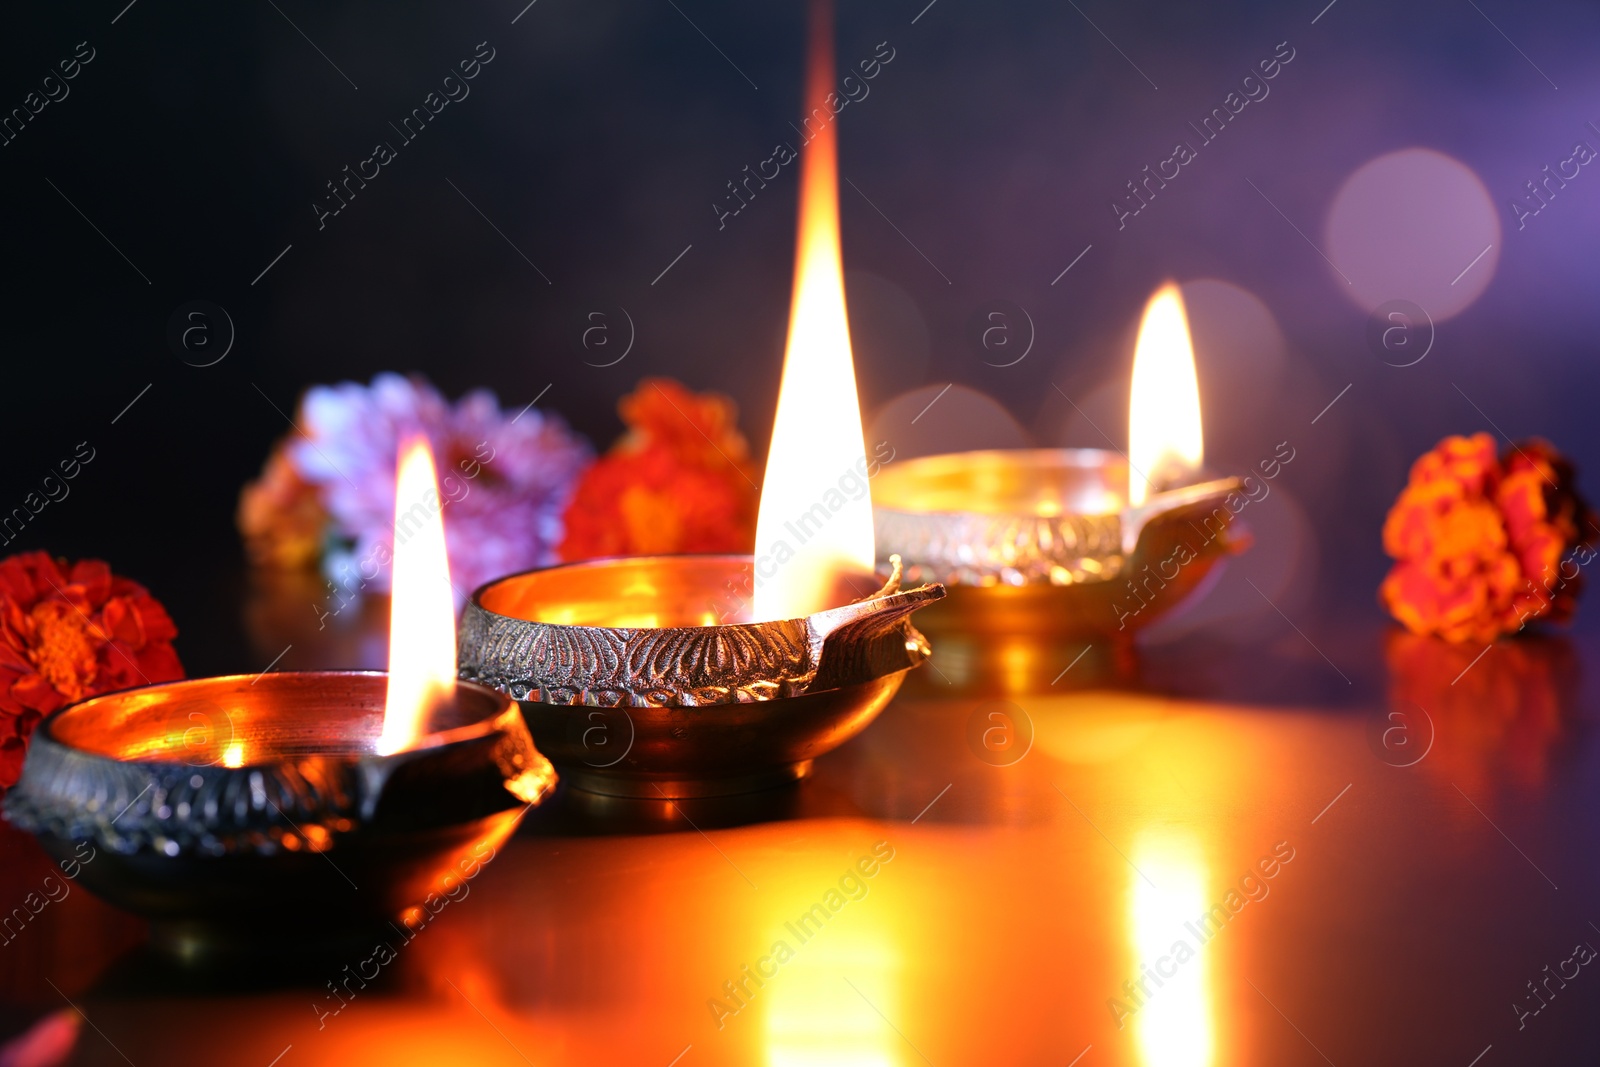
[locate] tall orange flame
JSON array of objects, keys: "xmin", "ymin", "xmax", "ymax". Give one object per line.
[
  {"xmin": 377, "ymin": 436, "xmax": 458, "ymax": 755},
  {"xmin": 752, "ymin": 1, "xmax": 876, "ymax": 621}
]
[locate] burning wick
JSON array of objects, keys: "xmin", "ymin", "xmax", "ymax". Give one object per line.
[
  {"xmin": 751, "ymin": 0, "xmax": 877, "ymax": 621},
  {"xmin": 377, "ymin": 436, "xmax": 459, "ymax": 755}
]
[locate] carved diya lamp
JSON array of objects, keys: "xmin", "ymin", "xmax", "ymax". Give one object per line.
[
  {"xmin": 3, "ymin": 440, "xmax": 556, "ymax": 960},
  {"xmin": 873, "ymin": 286, "xmax": 1250, "ymax": 686},
  {"xmin": 461, "ymin": 23, "xmax": 943, "ymax": 798},
  {"xmin": 460, "ymin": 556, "xmax": 940, "ymax": 798}
]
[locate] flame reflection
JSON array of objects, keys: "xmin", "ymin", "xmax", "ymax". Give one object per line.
[
  {"xmin": 1130, "ymin": 830, "xmax": 1213, "ymax": 1067},
  {"xmin": 765, "ymin": 939, "xmax": 897, "ymax": 1067}
]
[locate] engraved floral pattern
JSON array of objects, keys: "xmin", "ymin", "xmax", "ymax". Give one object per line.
[
  {"xmin": 3, "ymin": 736, "xmax": 359, "ymax": 856},
  {"xmin": 875, "ymin": 508, "xmax": 1124, "ymax": 587},
  {"xmin": 458, "ymin": 590, "xmax": 936, "ymax": 708}
]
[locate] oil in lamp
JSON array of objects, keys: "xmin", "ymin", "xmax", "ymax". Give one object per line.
[{"xmin": 3, "ymin": 437, "xmax": 556, "ymax": 959}]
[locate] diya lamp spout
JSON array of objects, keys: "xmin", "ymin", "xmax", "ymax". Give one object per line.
[
  {"xmin": 805, "ymin": 556, "xmax": 945, "ymax": 692},
  {"xmin": 1120, "ymin": 476, "xmax": 1247, "ymax": 557}
]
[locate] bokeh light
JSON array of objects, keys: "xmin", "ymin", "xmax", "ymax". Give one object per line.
[{"xmin": 1324, "ymin": 148, "xmax": 1500, "ymax": 320}]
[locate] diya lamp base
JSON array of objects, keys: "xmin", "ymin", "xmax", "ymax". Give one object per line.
[
  {"xmin": 459, "ymin": 554, "xmax": 944, "ymax": 798},
  {"xmin": 2, "ymin": 672, "xmax": 554, "ymax": 962}
]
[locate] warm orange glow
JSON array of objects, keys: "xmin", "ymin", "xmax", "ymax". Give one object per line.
[
  {"xmin": 765, "ymin": 942, "xmax": 896, "ymax": 1067},
  {"xmin": 221, "ymin": 741, "xmax": 245, "ymax": 769},
  {"xmin": 1130, "ymin": 831, "xmax": 1213, "ymax": 1067},
  {"xmin": 752, "ymin": 3, "xmax": 875, "ymax": 621},
  {"xmin": 377, "ymin": 436, "xmax": 458, "ymax": 755},
  {"xmin": 1128, "ymin": 283, "xmax": 1204, "ymax": 507}
]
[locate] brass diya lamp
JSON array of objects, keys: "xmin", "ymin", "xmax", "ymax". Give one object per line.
[
  {"xmin": 873, "ymin": 286, "xmax": 1250, "ymax": 686},
  {"xmin": 460, "ymin": 556, "xmax": 941, "ymax": 798},
  {"xmin": 3, "ymin": 440, "xmax": 556, "ymax": 960},
  {"xmin": 460, "ymin": 22, "xmax": 943, "ymax": 798}
]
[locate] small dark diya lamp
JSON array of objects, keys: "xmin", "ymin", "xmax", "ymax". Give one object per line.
[
  {"xmin": 2, "ymin": 671, "xmax": 554, "ymax": 961},
  {"xmin": 460, "ymin": 555, "xmax": 944, "ymax": 798},
  {"xmin": 4, "ymin": 437, "xmax": 557, "ymax": 962}
]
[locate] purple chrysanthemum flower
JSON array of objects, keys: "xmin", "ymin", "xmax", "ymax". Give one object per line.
[{"xmin": 287, "ymin": 373, "xmax": 592, "ymax": 601}]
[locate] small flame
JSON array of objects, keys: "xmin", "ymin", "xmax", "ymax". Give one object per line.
[
  {"xmin": 221, "ymin": 741, "xmax": 245, "ymax": 769},
  {"xmin": 752, "ymin": 2, "xmax": 875, "ymax": 621},
  {"xmin": 377, "ymin": 436, "xmax": 458, "ymax": 755},
  {"xmin": 1128, "ymin": 283, "xmax": 1204, "ymax": 507}
]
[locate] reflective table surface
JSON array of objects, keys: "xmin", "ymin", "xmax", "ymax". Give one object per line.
[{"xmin": 3, "ymin": 614, "xmax": 1597, "ymax": 1066}]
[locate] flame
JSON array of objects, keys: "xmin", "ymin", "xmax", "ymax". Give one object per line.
[
  {"xmin": 1130, "ymin": 831, "xmax": 1213, "ymax": 1067},
  {"xmin": 751, "ymin": 2, "xmax": 875, "ymax": 621},
  {"xmin": 377, "ymin": 436, "xmax": 458, "ymax": 755},
  {"xmin": 1128, "ymin": 283, "xmax": 1204, "ymax": 507},
  {"xmin": 221, "ymin": 741, "xmax": 245, "ymax": 769}
]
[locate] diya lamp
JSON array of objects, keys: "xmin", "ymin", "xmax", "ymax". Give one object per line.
[
  {"xmin": 874, "ymin": 284, "xmax": 1250, "ymax": 687},
  {"xmin": 459, "ymin": 8, "xmax": 945, "ymax": 799},
  {"xmin": 3, "ymin": 439, "xmax": 556, "ymax": 960}
]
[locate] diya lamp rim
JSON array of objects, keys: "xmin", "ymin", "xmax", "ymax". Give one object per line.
[
  {"xmin": 460, "ymin": 554, "xmax": 944, "ymax": 708},
  {"xmin": 870, "ymin": 446, "xmax": 1248, "ymax": 591},
  {"xmin": 870, "ymin": 446, "xmax": 1242, "ymax": 519},
  {"xmin": 2, "ymin": 670, "xmax": 551, "ymax": 859},
  {"xmin": 466, "ymin": 551, "xmax": 944, "ymax": 634},
  {"xmin": 28, "ymin": 669, "xmax": 521, "ymax": 764}
]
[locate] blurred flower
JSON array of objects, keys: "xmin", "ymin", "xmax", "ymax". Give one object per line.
[
  {"xmin": 1380, "ymin": 433, "xmax": 1596, "ymax": 642},
  {"xmin": 259, "ymin": 374, "xmax": 591, "ymax": 598},
  {"xmin": 559, "ymin": 378, "xmax": 760, "ymax": 560},
  {"xmin": 237, "ymin": 441, "xmax": 328, "ymax": 570},
  {"xmin": 0, "ymin": 552, "xmax": 184, "ymax": 790}
]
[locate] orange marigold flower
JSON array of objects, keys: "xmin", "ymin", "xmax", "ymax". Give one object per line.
[
  {"xmin": 559, "ymin": 379, "xmax": 760, "ymax": 561},
  {"xmin": 0, "ymin": 552, "xmax": 184, "ymax": 790},
  {"xmin": 237, "ymin": 439, "xmax": 329, "ymax": 570},
  {"xmin": 1380, "ymin": 433, "xmax": 1596, "ymax": 642}
]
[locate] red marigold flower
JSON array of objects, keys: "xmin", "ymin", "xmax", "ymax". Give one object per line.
[
  {"xmin": 0, "ymin": 552, "xmax": 184, "ymax": 790},
  {"xmin": 559, "ymin": 379, "xmax": 760, "ymax": 561},
  {"xmin": 1380, "ymin": 434, "xmax": 1597, "ymax": 642}
]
